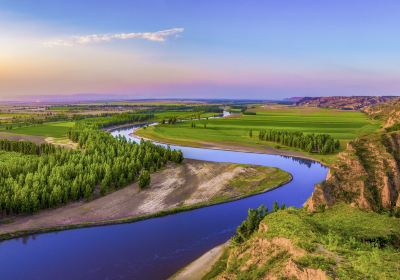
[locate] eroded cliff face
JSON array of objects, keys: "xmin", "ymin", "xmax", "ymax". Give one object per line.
[
  {"xmin": 306, "ymin": 132, "xmax": 400, "ymax": 211},
  {"xmin": 210, "ymin": 205, "xmax": 400, "ymax": 279},
  {"xmin": 363, "ymin": 100, "xmax": 400, "ymax": 129},
  {"xmin": 216, "ymin": 223, "xmax": 328, "ymax": 280}
]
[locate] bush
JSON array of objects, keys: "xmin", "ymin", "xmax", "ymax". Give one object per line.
[{"xmin": 242, "ymin": 111, "xmax": 256, "ymax": 115}]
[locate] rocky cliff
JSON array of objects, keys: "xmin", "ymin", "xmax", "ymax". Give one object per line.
[
  {"xmin": 306, "ymin": 101, "xmax": 400, "ymax": 212},
  {"xmin": 306, "ymin": 133, "xmax": 400, "ymax": 211}
]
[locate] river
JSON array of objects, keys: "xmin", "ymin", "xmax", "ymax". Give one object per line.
[{"xmin": 0, "ymin": 121, "xmax": 328, "ymax": 280}]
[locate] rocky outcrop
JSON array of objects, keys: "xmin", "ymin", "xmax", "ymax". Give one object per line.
[
  {"xmin": 306, "ymin": 133, "xmax": 400, "ymax": 211},
  {"xmin": 306, "ymin": 99, "xmax": 400, "ymax": 212}
]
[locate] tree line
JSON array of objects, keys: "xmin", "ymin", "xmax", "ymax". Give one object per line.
[
  {"xmin": 0, "ymin": 139, "xmax": 57, "ymax": 155},
  {"xmin": 79, "ymin": 113, "xmax": 154, "ymax": 129},
  {"xmin": 257, "ymin": 129, "xmax": 340, "ymax": 154},
  {"xmin": 0, "ymin": 119, "xmax": 183, "ymax": 215}
]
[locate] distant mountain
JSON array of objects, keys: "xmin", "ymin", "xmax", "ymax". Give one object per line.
[{"xmin": 296, "ymin": 96, "xmax": 400, "ymax": 110}]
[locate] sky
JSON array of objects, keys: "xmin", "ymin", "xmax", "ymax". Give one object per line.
[{"xmin": 1, "ymin": 0, "xmax": 400, "ymax": 101}]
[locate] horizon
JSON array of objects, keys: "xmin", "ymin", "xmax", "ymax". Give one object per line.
[
  {"xmin": 2, "ymin": 94, "xmax": 399, "ymax": 105},
  {"xmin": 1, "ymin": 0, "xmax": 400, "ymax": 100}
]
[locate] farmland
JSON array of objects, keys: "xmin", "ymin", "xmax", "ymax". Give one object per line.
[
  {"xmin": 136, "ymin": 105, "xmax": 381, "ymax": 163},
  {"xmin": 0, "ymin": 121, "xmax": 75, "ymax": 138}
]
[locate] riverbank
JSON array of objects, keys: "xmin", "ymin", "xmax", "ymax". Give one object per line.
[
  {"xmin": 0, "ymin": 159, "xmax": 291, "ymax": 241},
  {"xmin": 132, "ymin": 130, "xmax": 329, "ymax": 167},
  {"xmin": 170, "ymin": 242, "xmax": 229, "ymax": 280}
]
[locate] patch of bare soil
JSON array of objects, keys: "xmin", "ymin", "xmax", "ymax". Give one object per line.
[
  {"xmin": 0, "ymin": 132, "xmax": 46, "ymax": 144},
  {"xmin": 0, "ymin": 159, "xmax": 287, "ymax": 238},
  {"xmin": 45, "ymin": 137, "xmax": 78, "ymax": 149}
]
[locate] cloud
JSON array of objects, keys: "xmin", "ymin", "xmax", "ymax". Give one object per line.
[{"xmin": 43, "ymin": 28, "xmax": 184, "ymax": 47}]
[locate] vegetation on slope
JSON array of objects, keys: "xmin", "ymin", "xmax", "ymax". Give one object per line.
[
  {"xmin": 306, "ymin": 103, "xmax": 400, "ymax": 212},
  {"xmin": 205, "ymin": 204, "xmax": 400, "ymax": 280}
]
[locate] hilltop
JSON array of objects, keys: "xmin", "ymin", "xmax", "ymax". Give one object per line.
[{"xmin": 296, "ymin": 96, "xmax": 400, "ymax": 110}]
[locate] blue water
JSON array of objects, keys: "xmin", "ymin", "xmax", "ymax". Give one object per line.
[{"xmin": 0, "ymin": 125, "xmax": 327, "ymax": 280}]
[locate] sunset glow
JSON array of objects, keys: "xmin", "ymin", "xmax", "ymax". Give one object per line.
[{"xmin": 1, "ymin": 0, "xmax": 400, "ymax": 100}]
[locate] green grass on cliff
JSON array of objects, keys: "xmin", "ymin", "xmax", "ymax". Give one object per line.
[{"xmin": 206, "ymin": 204, "xmax": 400, "ymax": 279}]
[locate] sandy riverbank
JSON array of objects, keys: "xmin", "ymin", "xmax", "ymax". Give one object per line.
[
  {"xmin": 0, "ymin": 159, "xmax": 290, "ymax": 240},
  {"xmin": 170, "ymin": 242, "xmax": 229, "ymax": 280}
]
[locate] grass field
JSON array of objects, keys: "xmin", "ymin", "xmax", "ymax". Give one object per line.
[
  {"xmin": 136, "ymin": 106, "xmax": 381, "ymax": 164},
  {"xmin": 152, "ymin": 111, "xmax": 219, "ymax": 121},
  {"xmin": 0, "ymin": 121, "xmax": 75, "ymax": 138}
]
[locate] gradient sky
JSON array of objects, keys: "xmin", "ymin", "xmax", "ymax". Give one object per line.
[{"xmin": 1, "ymin": 0, "xmax": 400, "ymax": 100}]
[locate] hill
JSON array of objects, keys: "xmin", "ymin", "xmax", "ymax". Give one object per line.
[{"xmin": 296, "ymin": 96, "xmax": 400, "ymax": 110}]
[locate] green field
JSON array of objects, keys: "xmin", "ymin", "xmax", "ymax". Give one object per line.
[
  {"xmin": 136, "ymin": 106, "xmax": 381, "ymax": 163},
  {"xmin": 0, "ymin": 121, "xmax": 75, "ymax": 138},
  {"xmin": 152, "ymin": 110, "xmax": 218, "ymax": 121}
]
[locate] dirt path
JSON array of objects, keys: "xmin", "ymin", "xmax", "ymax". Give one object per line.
[
  {"xmin": 170, "ymin": 242, "xmax": 229, "ymax": 280},
  {"xmin": 0, "ymin": 159, "xmax": 290, "ymax": 239}
]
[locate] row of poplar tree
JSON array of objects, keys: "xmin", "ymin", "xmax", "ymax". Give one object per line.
[
  {"xmin": 257, "ymin": 129, "xmax": 340, "ymax": 154},
  {"xmin": 0, "ymin": 117, "xmax": 183, "ymax": 215}
]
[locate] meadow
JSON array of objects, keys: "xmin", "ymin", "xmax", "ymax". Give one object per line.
[
  {"xmin": 0, "ymin": 121, "xmax": 75, "ymax": 138},
  {"xmin": 151, "ymin": 110, "xmax": 218, "ymax": 121},
  {"xmin": 136, "ymin": 106, "xmax": 381, "ymax": 163}
]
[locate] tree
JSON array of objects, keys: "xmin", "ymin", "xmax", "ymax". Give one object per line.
[
  {"xmin": 138, "ymin": 169, "xmax": 151, "ymax": 189},
  {"xmin": 249, "ymin": 129, "xmax": 253, "ymax": 138},
  {"xmin": 273, "ymin": 201, "xmax": 279, "ymax": 212},
  {"xmin": 232, "ymin": 205, "xmax": 268, "ymax": 244}
]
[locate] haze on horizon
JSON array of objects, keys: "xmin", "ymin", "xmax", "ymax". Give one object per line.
[{"xmin": 1, "ymin": 0, "xmax": 400, "ymax": 101}]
